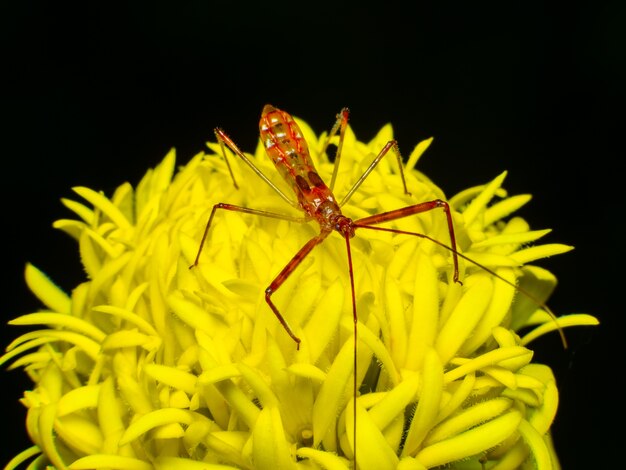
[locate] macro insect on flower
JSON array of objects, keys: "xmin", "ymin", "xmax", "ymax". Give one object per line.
[
  {"xmin": 190, "ymin": 104, "xmax": 466, "ymax": 467},
  {"xmin": 1, "ymin": 105, "xmax": 597, "ymax": 470}
]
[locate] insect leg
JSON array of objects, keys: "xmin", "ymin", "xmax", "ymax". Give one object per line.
[
  {"xmin": 355, "ymin": 199, "xmax": 460, "ymax": 283},
  {"xmin": 214, "ymin": 128, "xmax": 299, "ymax": 209},
  {"xmin": 214, "ymin": 129, "xmax": 239, "ymax": 189},
  {"xmin": 265, "ymin": 230, "xmax": 331, "ymax": 349},
  {"xmin": 190, "ymin": 203, "xmax": 307, "ymax": 269},
  {"xmin": 318, "ymin": 107, "xmax": 349, "ymax": 191},
  {"xmin": 339, "ymin": 140, "xmax": 410, "ymax": 207},
  {"xmin": 341, "ymin": 232, "xmax": 359, "ymax": 468}
]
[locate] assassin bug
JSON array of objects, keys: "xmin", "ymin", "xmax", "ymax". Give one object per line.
[
  {"xmin": 190, "ymin": 104, "xmax": 462, "ymax": 466},
  {"xmin": 190, "ymin": 105, "xmax": 565, "ymax": 467},
  {"xmin": 192, "ymin": 105, "xmax": 461, "ymax": 341}
]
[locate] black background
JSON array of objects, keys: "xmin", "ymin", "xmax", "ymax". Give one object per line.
[{"xmin": 2, "ymin": 2, "xmax": 622, "ymax": 468}]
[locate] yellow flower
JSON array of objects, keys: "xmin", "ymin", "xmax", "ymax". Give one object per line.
[{"xmin": 2, "ymin": 109, "xmax": 598, "ymax": 470}]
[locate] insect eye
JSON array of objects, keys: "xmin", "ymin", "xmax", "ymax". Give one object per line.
[{"xmin": 295, "ymin": 175, "xmax": 310, "ymax": 191}]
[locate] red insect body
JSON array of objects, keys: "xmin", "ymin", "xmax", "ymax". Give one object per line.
[{"xmin": 260, "ymin": 105, "xmax": 343, "ymax": 226}]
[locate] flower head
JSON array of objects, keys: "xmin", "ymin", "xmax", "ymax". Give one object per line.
[{"xmin": 2, "ymin": 111, "xmax": 597, "ymax": 470}]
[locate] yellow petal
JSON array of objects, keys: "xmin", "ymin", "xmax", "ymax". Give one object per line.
[
  {"xmin": 252, "ymin": 406, "xmax": 296, "ymax": 470},
  {"xmin": 9, "ymin": 312, "xmax": 106, "ymax": 343},
  {"xmin": 3, "ymin": 446, "xmax": 42, "ymax": 470},
  {"xmin": 55, "ymin": 414, "xmax": 103, "ymax": 455},
  {"xmin": 296, "ymin": 447, "xmax": 350, "ymax": 470},
  {"xmin": 482, "ymin": 194, "xmax": 532, "ymax": 226},
  {"xmin": 60, "ymin": 197, "xmax": 95, "ymax": 224},
  {"xmin": 92, "ymin": 305, "xmax": 158, "ymax": 336},
  {"xmin": 367, "ymin": 372, "xmax": 419, "ymax": 431},
  {"xmin": 405, "ymin": 252, "xmax": 439, "ymax": 370},
  {"xmin": 397, "ymin": 456, "xmax": 428, "ymax": 470},
  {"xmin": 444, "ymin": 347, "xmax": 533, "ymax": 384},
  {"xmin": 424, "ymin": 397, "xmax": 513, "ymax": 446},
  {"xmin": 405, "ymin": 138, "xmax": 434, "ymax": 170},
  {"xmin": 416, "ymin": 410, "xmax": 522, "ymax": 466},
  {"xmin": 24, "ymin": 263, "xmax": 71, "ymax": 314},
  {"xmin": 153, "ymin": 456, "xmax": 235, "ymax": 469},
  {"xmin": 521, "ymin": 313, "xmax": 599, "ymax": 345},
  {"xmin": 119, "ymin": 408, "xmax": 194, "ymax": 445},
  {"xmin": 436, "ymin": 276, "xmax": 493, "ymax": 364},
  {"xmin": 510, "ymin": 243, "xmax": 573, "ymax": 264},
  {"xmin": 144, "ymin": 364, "xmax": 198, "ymax": 394},
  {"xmin": 462, "ymin": 171, "xmax": 507, "ymax": 227},
  {"xmin": 518, "ymin": 419, "xmax": 554, "ymax": 470},
  {"xmin": 102, "ymin": 329, "xmax": 153, "ymax": 350},
  {"xmin": 303, "ymin": 280, "xmax": 344, "ymax": 364},
  {"xmin": 69, "ymin": 455, "xmax": 153, "ymax": 470},
  {"xmin": 471, "ymin": 229, "xmax": 552, "ymax": 249},
  {"xmin": 57, "ymin": 385, "xmax": 100, "ymax": 416},
  {"xmin": 403, "ymin": 348, "xmax": 444, "ymax": 456},
  {"xmin": 72, "ymin": 186, "xmax": 132, "ymax": 230},
  {"xmin": 313, "ymin": 338, "xmax": 353, "ymax": 447},
  {"xmin": 238, "ymin": 361, "xmax": 279, "ymax": 409},
  {"xmin": 346, "ymin": 400, "xmax": 399, "ymax": 470}
]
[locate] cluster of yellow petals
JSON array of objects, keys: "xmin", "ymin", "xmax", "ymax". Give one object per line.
[{"xmin": 2, "ymin": 115, "xmax": 597, "ymax": 470}]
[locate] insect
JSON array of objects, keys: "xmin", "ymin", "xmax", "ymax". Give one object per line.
[{"xmin": 190, "ymin": 104, "xmax": 463, "ymax": 467}]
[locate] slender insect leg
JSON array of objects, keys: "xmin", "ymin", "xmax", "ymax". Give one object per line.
[
  {"xmin": 319, "ymin": 108, "xmax": 410, "ymax": 203},
  {"xmin": 214, "ymin": 129, "xmax": 239, "ymax": 189},
  {"xmin": 265, "ymin": 230, "xmax": 331, "ymax": 349},
  {"xmin": 189, "ymin": 203, "xmax": 306, "ymax": 268},
  {"xmin": 318, "ymin": 107, "xmax": 349, "ymax": 191},
  {"xmin": 355, "ymin": 199, "xmax": 461, "ymax": 283},
  {"xmin": 341, "ymin": 233, "xmax": 359, "ymax": 467},
  {"xmin": 339, "ymin": 140, "xmax": 410, "ymax": 207},
  {"xmin": 214, "ymin": 128, "xmax": 298, "ymax": 208}
]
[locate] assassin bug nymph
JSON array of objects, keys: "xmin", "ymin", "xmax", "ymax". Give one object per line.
[{"xmin": 190, "ymin": 104, "xmax": 464, "ymax": 466}]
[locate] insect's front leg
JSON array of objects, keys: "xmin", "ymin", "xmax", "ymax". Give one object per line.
[
  {"xmin": 339, "ymin": 140, "xmax": 411, "ymax": 207},
  {"xmin": 319, "ymin": 107, "xmax": 349, "ymax": 191},
  {"xmin": 214, "ymin": 128, "xmax": 240, "ymax": 189},
  {"xmin": 265, "ymin": 231, "xmax": 330, "ymax": 349},
  {"xmin": 355, "ymin": 199, "xmax": 460, "ymax": 283}
]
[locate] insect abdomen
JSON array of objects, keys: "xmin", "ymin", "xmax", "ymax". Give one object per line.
[{"xmin": 259, "ymin": 104, "xmax": 314, "ymax": 176}]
